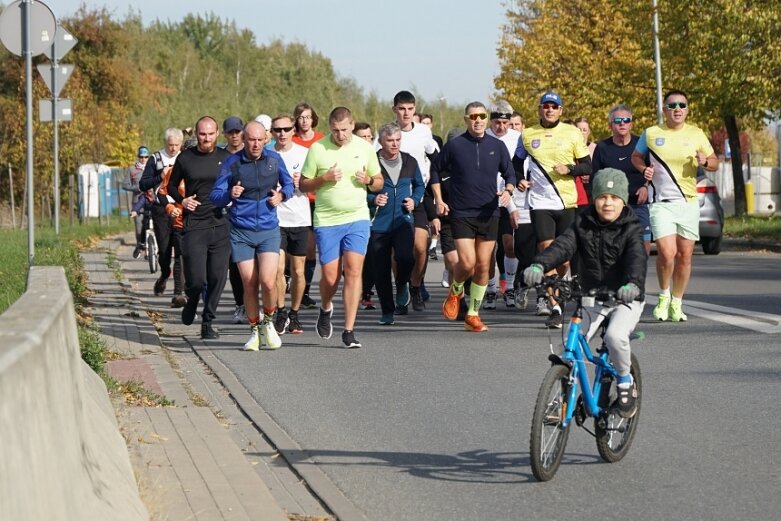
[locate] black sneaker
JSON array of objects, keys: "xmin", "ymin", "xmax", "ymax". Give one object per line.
[
  {"xmin": 410, "ymin": 286, "xmax": 425, "ymax": 311},
  {"xmin": 428, "ymin": 248, "xmax": 438, "ymax": 261},
  {"xmin": 132, "ymin": 245, "xmax": 145, "ymax": 259},
  {"xmin": 181, "ymin": 295, "xmax": 198, "ymax": 326},
  {"xmin": 394, "ymin": 303, "xmax": 409, "ymax": 315},
  {"xmin": 200, "ymin": 322, "xmax": 219, "ymax": 339},
  {"xmin": 545, "ymin": 309, "xmax": 563, "ymax": 329},
  {"xmin": 316, "ymin": 307, "xmax": 333, "ymax": 339},
  {"xmin": 616, "ymin": 382, "xmax": 639, "ymax": 418},
  {"xmin": 274, "ymin": 308, "xmax": 289, "ymax": 335},
  {"xmin": 301, "ymin": 294, "xmax": 318, "ymax": 309},
  {"xmin": 342, "ymin": 330, "xmax": 362, "ymax": 349},
  {"xmin": 170, "ymin": 295, "xmax": 187, "ymax": 308},
  {"xmin": 287, "ymin": 311, "xmax": 303, "ymax": 334},
  {"xmin": 153, "ymin": 276, "xmax": 167, "ymax": 296}
]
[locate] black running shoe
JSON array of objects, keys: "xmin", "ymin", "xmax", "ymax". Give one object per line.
[
  {"xmin": 287, "ymin": 311, "xmax": 303, "ymax": 334},
  {"xmin": 616, "ymin": 382, "xmax": 639, "ymax": 418},
  {"xmin": 545, "ymin": 309, "xmax": 563, "ymax": 329},
  {"xmin": 316, "ymin": 307, "xmax": 333, "ymax": 339},
  {"xmin": 200, "ymin": 321, "xmax": 219, "ymax": 339},
  {"xmin": 341, "ymin": 330, "xmax": 362, "ymax": 348},
  {"xmin": 181, "ymin": 295, "xmax": 198, "ymax": 326},
  {"xmin": 301, "ymin": 294, "xmax": 318, "ymax": 309},
  {"xmin": 274, "ymin": 308, "xmax": 289, "ymax": 335},
  {"xmin": 411, "ymin": 286, "xmax": 425, "ymax": 312}
]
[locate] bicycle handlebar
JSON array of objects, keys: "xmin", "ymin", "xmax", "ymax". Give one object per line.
[{"xmin": 535, "ymin": 276, "xmax": 625, "ymax": 307}]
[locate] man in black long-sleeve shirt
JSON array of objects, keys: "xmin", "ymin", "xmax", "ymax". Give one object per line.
[
  {"xmin": 430, "ymin": 101, "xmax": 516, "ymax": 333},
  {"xmin": 165, "ymin": 116, "xmax": 232, "ymax": 339}
]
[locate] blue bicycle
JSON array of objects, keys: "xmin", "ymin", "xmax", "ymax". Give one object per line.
[{"xmin": 529, "ymin": 276, "xmax": 642, "ymax": 481}]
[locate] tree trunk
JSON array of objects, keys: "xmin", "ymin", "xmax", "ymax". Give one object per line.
[{"xmin": 724, "ymin": 115, "xmax": 746, "ymax": 216}]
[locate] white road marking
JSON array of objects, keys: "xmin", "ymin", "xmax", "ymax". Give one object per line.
[{"xmin": 646, "ymin": 296, "xmax": 781, "ymax": 334}]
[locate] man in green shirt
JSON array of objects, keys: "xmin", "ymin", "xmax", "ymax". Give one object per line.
[{"xmin": 300, "ymin": 107, "xmax": 383, "ymax": 348}]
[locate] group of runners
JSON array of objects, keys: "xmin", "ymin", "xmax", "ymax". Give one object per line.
[{"xmin": 130, "ymin": 87, "xmax": 717, "ymax": 412}]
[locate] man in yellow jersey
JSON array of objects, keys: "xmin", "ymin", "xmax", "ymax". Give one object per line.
[
  {"xmin": 631, "ymin": 89, "xmax": 718, "ymax": 322},
  {"xmin": 299, "ymin": 106, "xmax": 383, "ymax": 348},
  {"xmin": 515, "ymin": 91, "xmax": 591, "ymax": 328}
]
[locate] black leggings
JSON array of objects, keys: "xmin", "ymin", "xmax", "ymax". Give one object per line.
[
  {"xmin": 370, "ymin": 224, "xmax": 415, "ymax": 315},
  {"xmin": 181, "ymin": 225, "xmax": 231, "ymax": 323}
]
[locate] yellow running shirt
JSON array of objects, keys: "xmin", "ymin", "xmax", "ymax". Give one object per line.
[
  {"xmin": 520, "ymin": 123, "xmax": 589, "ymax": 210},
  {"xmin": 635, "ymin": 123, "xmax": 714, "ymax": 202}
]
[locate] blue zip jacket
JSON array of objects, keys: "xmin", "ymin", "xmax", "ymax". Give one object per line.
[
  {"xmin": 368, "ymin": 151, "xmax": 425, "ymax": 233},
  {"xmin": 431, "ymin": 131, "xmax": 516, "ymax": 218},
  {"xmin": 210, "ymin": 149, "xmax": 294, "ymax": 231}
]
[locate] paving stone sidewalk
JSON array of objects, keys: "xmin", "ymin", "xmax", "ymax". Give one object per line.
[{"xmin": 82, "ymin": 237, "xmax": 292, "ymax": 521}]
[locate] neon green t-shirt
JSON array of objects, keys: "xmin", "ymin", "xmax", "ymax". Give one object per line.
[{"xmin": 301, "ymin": 136, "xmax": 381, "ymax": 226}]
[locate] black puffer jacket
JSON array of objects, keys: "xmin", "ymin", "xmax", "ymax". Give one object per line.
[{"xmin": 534, "ymin": 206, "xmax": 647, "ymax": 300}]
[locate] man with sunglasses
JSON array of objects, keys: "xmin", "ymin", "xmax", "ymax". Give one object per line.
[
  {"xmin": 592, "ymin": 104, "xmax": 652, "ymax": 255},
  {"xmin": 432, "ymin": 102, "xmax": 516, "ymax": 332},
  {"xmin": 515, "ymin": 91, "xmax": 591, "ymax": 328},
  {"xmin": 631, "ymin": 90, "xmax": 718, "ymax": 323},
  {"xmin": 270, "ymin": 114, "xmax": 310, "ymax": 336}
]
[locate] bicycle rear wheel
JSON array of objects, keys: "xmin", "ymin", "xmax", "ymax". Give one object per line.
[
  {"xmin": 530, "ymin": 364, "xmax": 572, "ymax": 481},
  {"xmin": 595, "ymin": 353, "xmax": 642, "ymax": 463},
  {"xmin": 147, "ymin": 233, "xmax": 158, "ymax": 274}
]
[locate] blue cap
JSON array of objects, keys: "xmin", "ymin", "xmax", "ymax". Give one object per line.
[
  {"xmin": 540, "ymin": 91, "xmax": 563, "ymax": 106},
  {"xmin": 223, "ymin": 116, "xmax": 244, "ymax": 133},
  {"xmin": 137, "ymin": 146, "xmax": 150, "ymax": 157}
]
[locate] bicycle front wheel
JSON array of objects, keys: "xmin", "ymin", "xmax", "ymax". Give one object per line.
[
  {"xmin": 147, "ymin": 234, "xmax": 158, "ymax": 274},
  {"xmin": 595, "ymin": 353, "xmax": 642, "ymax": 463},
  {"xmin": 529, "ymin": 364, "xmax": 572, "ymax": 482}
]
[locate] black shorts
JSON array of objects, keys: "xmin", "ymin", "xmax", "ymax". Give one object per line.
[
  {"xmin": 498, "ymin": 207, "xmax": 513, "ymax": 237},
  {"xmin": 413, "ymin": 203, "xmax": 428, "ymax": 230},
  {"xmin": 280, "ymin": 226, "xmax": 309, "ymax": 256},
  {"xmin": 439, "ymin": 220, "xmax": 455, "ymax": 254},
  {"xmin": 530, "ymin": 208, "xmax": 575, "ymax": 242},
  {"xmin": 451, "ymin": 215, "xmax": 499, "ymax": 241}
]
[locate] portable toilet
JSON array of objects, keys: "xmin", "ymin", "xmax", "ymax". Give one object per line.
[{"xmin": 77, "ymin": 164, "xmax": 113, "ymax": 218}]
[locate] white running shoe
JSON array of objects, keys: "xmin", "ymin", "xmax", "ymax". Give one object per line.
[
  {"xmin": 232, "ymin": 304, "xmax": 246, "ymax": 324},
  {"xmin": 262, "ymin": 317, "xmax": 282, "ymax": 349},
  {"xmin": 483, "ymin": 292, "xmax": 497, "ymax": 310},
  {"xmin": 243, "ymin": 325, "xmax": 260, "ymax": 351},
  {"xmin": 441, "ymin": 269, "xmax": 449, "ymax": 288},
  {"xmin": 535, "ymin": 297, "xmax": 551, "ymax": 316}
]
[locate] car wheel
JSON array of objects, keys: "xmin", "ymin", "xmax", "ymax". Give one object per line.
[{"xmin": 701, "ymin": 235, "xmax": 722, "ymax": 255}]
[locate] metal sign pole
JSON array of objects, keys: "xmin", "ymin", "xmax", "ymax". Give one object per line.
[
  {"xmin": 23, "ymin": 0, "xmax": 34, "ymax": 264},
  {"xmin": 52, "ymin": 35, "xmax": 60, "ymax": 234}
]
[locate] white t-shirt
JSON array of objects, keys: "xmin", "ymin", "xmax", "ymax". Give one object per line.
[{"xmin": 275, "ymin": 143, "xmax": 311, "ymax": 228}]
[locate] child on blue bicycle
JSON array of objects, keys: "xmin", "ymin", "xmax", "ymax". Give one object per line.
[{"xmin": 523, "ymin": 168, "xmax": 647, "ymax": 418}]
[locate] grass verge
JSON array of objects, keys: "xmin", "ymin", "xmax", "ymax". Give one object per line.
[
  {"xmin": 724, "ymin": 214, "xmax": 781, "ymax": 242},
  {"xmin": 0, "ymin": 221, "xmax": 172, "ymax": 406}
]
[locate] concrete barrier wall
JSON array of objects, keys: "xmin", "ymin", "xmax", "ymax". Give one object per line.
[{"xmin": 0, "ymin": 267, "xmax": 147, "ymax": 521}]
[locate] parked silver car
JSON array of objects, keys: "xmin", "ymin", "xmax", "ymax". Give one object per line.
[{"xmin": 697, "ymin": 174, "xmax": 724, "ymax": 255}]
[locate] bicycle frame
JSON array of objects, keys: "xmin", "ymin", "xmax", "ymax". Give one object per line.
[{"xmin": 555, "ymin": 303, "xmax": 618, "ymax": 428}]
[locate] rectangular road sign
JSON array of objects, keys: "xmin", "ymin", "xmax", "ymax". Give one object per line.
[{"xmin": 39, "ymin": 98, "xmax": 72, "ymax": 122}]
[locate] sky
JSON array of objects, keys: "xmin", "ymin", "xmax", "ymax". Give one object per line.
[{"xmin": 50, "ymin": 0, "xmax": 509, "ymax": 106}]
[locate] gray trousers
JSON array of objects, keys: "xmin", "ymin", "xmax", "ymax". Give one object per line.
[{"xmin": 586, "ymin": 300, "xmax": 645, "ymax": 376}]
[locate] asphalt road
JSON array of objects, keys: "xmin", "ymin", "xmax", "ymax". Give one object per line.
[{"xmin": 182, "ymin": 250, "xmax": 781, "ymax": 521}]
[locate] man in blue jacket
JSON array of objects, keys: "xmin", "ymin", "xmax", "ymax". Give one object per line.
[
  {"xmin": 210, "ymin": 121, "xmax": 294, "ymax": 351},
  {"xmin": 368, "ymin": 122, "xmax": 425, "ymax": 324}
]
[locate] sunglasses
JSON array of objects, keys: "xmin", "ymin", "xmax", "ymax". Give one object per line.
[
  {"xmin": 612, "ymin": 117, "xmax": 633, "ymax": 124},
  {"xmin": 272, "ymin": 126, "xmax": 294, "ymax": 133},
  {"xmin": 138, "ymin": 155, "xmax": 149, "ymax": 159},
  {"xmin": 541, "ymin": 103, "xmax": 561, "ymax": 110},
  {"xmin": 665, "ymin": 102, "xmax": 688, "ymax": 110},
  {"xmin": 465, "ymin": 113, "xmax": 488, "ymax": 121}
]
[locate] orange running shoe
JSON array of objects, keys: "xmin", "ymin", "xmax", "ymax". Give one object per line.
[
  {"xmin": 464, "ymin": 314, "xmax": 488, "ymax": 332},
  {"xmin": 442, "ymin": 288, "xmax": 461, "ymax": 320}
]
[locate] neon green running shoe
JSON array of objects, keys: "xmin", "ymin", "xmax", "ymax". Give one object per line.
[
  {"xmin": 669, "ymin": 299, "xmax": 688, "ymax": 322},
  {"xmin": 243, "ymin": 324, "xmax": 260, "ymax": 351},
  {"xmin": 653, "ymin": 294, "xmax": 670, "ymax": 321}
]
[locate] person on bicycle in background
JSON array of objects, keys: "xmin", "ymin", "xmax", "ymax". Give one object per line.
[{"xmin": 523, "ymin": 168, "xmax": 647, "ymax": 418}]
